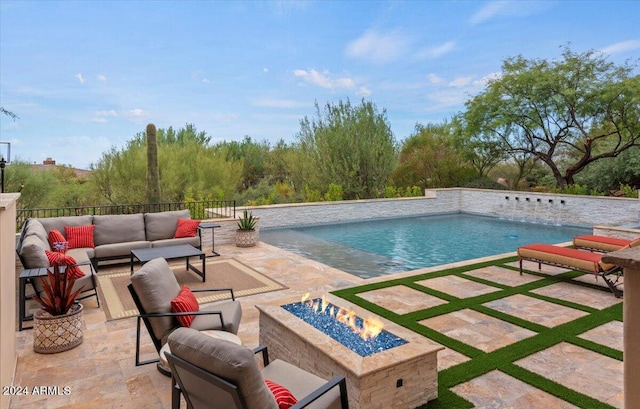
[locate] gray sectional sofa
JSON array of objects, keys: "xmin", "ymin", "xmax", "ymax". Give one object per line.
[{"xmin": 17, "ymin": 209, "xmax": 202, "ymax": 273}]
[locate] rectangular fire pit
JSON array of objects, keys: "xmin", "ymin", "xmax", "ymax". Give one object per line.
[{"xmin": 257, "ymin": 295, "xmax": 443, "ymax": 409}]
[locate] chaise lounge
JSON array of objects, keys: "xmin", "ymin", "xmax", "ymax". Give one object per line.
[{"xmin": 572, "ymin": 234, "xmax": 637, "ymax": 252}]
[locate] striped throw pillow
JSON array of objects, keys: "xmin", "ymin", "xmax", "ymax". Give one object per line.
[
  {"xmin": 170, "ymin": 285, "xmax": 199, "ymax": 327},
  {"xmin": 64, "ymin": 225, "xmax": 95, "ymax": 249},
  {"xmin": 47, "ymin": 229, "xmax": 67, "ymax": 250},
  {"xmin": 45, "ymin": 250, "xmax": 85, "ymax": 279},
  {"xmin": 265, "ymin": 379, "xmax": 297, "ymax": 409}
]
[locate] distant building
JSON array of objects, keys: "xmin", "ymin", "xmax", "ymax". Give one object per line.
[{"xmin": 31, "ymin": 157, "xmax": 91, "ymax": 178}]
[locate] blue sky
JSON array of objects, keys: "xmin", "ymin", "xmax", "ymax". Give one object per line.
[{"xmin": 1, "ymin": 0, "xmax": 639, "ymax": 170}]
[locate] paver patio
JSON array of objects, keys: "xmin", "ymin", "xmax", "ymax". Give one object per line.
[{"xmin": 11, "ymin": 242, "xmax": 624, "ymax": 408}]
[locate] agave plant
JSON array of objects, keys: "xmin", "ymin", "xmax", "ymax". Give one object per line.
[
  {"xmin": 237, "ymin": 210, "xmax": 257, "ymax": 231},
  {"xmin": 32, "ymin": 265, "xmax": 84, "ymax": 316}
]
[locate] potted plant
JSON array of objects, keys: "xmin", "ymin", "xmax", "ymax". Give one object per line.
[
  {"xmin": 32, "ymin": 264, "xmax": 85, "ymax": 353},
  {"xmin": 235, "ymin": 209, "xmax": 258, "ymax": 247}
]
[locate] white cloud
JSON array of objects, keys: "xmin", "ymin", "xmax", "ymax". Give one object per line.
[
  {"xmin": 357, "ymin": 86, "xmax": 371, "ymax": 97},
  {"xmin": 473, "ymin": 72, "xmax": 502, "ymax": 86},
  {"xmin": 469, "ymin": 0, "xmax": 549, "ymax": 26},
  {"xmin": 124, "ymin": 108, "xmax": 149, "ymax": 124},
  {"xmin": 75, "ymin": 73, "xmax": 85, "ymax": 84},
  {"xmin": 427, "ymin": 73, "xmax": 445, "ymax": 85},
  {"xmin": 97, "ymin": 74, "xmax": 107, "ymax": 81},
  {"xmin": 263, "ymin": 67, "xmax": 269, "ymax": 73},
  {"xmin": 202, "ymin": 78, "xmax": 210, "ymax": 83},
  {"xmin": 345, "ymin": 29, "xmax": 408, "ymax": 64},
  {"xmin": 416, "ymin": 41, "xmax": 456, "ymax": 59},
  {"xmin": 293, "ymin": 69, "xmax": 355, "ymax": 90},
  {"xmin": 95, "ymin": 110, "xmax": 117, "ymax": 117},
  {"xmin": 252, "ymin": 98, "xmax": 306, "ymax": 108},
  {"xmin": 600, "ymin": 39, "xmax": 640, "ymax": 55},
  {"xmin": 449, "ymin": 76, "xmax": 473, "ymax": 87}
]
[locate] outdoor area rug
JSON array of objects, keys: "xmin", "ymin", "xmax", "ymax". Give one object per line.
[{"xmin": 97, "ymin": 258, "xmax": 287, "ymax": 321}]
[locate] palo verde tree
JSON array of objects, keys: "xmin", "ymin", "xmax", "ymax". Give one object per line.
[
  {"xmin": 297, "ymin": 99, "xmax": 397, "ymax": 199},
  {"xmin": 462, "ymin": 46, "xmax": 640, "ymax": 188}
]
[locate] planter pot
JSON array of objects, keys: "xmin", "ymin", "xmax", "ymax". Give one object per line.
[
  {"xmin": 33, "ymin": 303, "xmax": 84, "ymax": 354},
  {"xmin": 236, "ymin": 229, "xmax": 258, "ymax": 247}
]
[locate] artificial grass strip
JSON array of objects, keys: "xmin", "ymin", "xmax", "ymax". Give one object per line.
[{"xmin": 331, "ymin": 256, "xmax": 623, "ymax": 408}]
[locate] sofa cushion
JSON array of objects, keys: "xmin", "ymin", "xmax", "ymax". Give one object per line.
[
  {"xmin": 144, "ymin": 210, "xmax": 191, "ymax": 241},
  {"xmin": 167, "ymin": 328, "xmax": 278, "ymax": 409},
  {"xmin": 191, "ymin": 301, "xmax": 242, "ymax": 335},
  {"xmin": 151, "ymin": 237, "xmax": 200, "ymax": 248},
  {"xmin": 37, "ymin": 216, "xmax": 93, "ymax": 237},
  {"xmin": 65, "ymin": 225, "xmax": 95, "ymax": 249},
  {"xmin": 93, "ymin": 214, "xmax": 146, "ymax": 246},
  {"xmin": 25, "ymin": 219, "xmax": 49, "ymax": 245},
  {"xmin": 19, "ymin": 234, "xmax": 50, "ymax": 268},
  {"xmin": 94, "ymin": 241, "xmax": 151, "ymax": 259},
  {"xmin": 130, "ymin": 258, "xmax": 182, "ymax": 343}
]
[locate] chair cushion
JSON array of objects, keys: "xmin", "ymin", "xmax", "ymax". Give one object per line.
[
  {"xmin": 191, "ymin": 300, "xmax": 242, "ymax": 335},
  {"xmin": 65, "ymin": 225, "xmax": 95, "ymax": 249},
  {"xmin": 573, "ymin": 235, "xmax": 632, "ymax": 252},
  {"xmin": 265, "ymin": 379, "xmax": 297, "ymax": 409},
  {"xmin": 144, "ymin": 210, "xmax": 191, "ymax": 241},
  {"xmin": 93, "ymin": 214, "xmax": 146, "ymax": 246},
  {"xmin": 171, "ymin": 285, "xmax": 199, "ymax": 327},
  {"xmin": 130, "ymin": 258, "xmax": 181, "ymax": 342},
  {"xmin": 168, "ymin": 328, "xmax": 278, "ymax": 409},
  {"xmin": 262, "ymin": 359, "xmax": 342, "ymax": 409},
  {"xmin": 174, "ymin": 219, "xmax": 201, "ymax": 238},
  {"xmin": 518, "ymin": 244, "xmax": 616, "ymax": 273}
]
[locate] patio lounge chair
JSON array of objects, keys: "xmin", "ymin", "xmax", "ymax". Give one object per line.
[
  {"xmin": 165, "ymin": 327, "xmax": 349, "ymax": 409},
  {"xmin": 573, "ymin": 235, "xmax": 637, "ymax": 252},
  {"xmin": 127, "ymin": 257, "xmax": 242, "ymax": 375},
  {"xmin": 517, "ymin": 244, "xmax": 625, "ymax": 298}
]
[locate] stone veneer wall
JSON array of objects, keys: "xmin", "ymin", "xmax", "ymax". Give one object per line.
[{"xmin": 245, "ymin": 188, "xmax": 639, "ymax": 230}]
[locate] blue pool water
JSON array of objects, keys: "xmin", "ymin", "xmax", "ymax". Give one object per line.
[{"xmin": 260, "ymin": 213, "xmax": 590, "ymax": 278}]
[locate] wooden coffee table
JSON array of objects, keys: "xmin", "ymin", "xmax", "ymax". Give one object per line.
[{"xmin": 130, "ymin": 244, "xmax": 206, "ymax": 282}]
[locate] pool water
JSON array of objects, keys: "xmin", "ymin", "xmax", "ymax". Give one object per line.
[{"xmin": 260, "ymin": 213, "xmax": 590, "ymax": 278}]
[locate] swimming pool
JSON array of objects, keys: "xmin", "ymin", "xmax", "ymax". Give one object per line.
[{"xmin": 260, "ymin": 213, "xmax": 591, "ymax": 278}]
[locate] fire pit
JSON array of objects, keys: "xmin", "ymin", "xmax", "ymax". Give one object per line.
[{"xmin": 257, "ymin": 294, "xmax": 443, "ymax": 409}]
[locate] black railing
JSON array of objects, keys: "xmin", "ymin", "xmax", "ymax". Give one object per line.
[{"xmin": 16, "ymin": 200, "xmax": 236, "ymax": 230}]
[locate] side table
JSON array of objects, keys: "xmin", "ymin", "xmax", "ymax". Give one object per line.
[
  {"xmin": 18, "ymin": 267, "xmax": 50, "ymax": 331},
  {"xmin": 198, "ymin": 223, "xmax": 221, "ymax": 257}
]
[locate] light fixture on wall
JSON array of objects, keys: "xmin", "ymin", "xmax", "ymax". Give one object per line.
[{"xmin": 0, "ymin": 142, "xmax": 10, "ymax": 193}]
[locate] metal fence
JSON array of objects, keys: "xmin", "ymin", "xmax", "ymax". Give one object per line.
[{"xmin": 16, "ymin": 200, "xmax": 236, "ymax": 230}]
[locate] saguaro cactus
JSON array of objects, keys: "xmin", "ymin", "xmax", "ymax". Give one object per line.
[{"xmin": 146, "ymin": 123, "xmax": 161, "ymax": 204}]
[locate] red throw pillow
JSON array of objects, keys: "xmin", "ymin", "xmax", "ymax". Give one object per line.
[
  {"xmin": 174, "ymin": 218, "xmax": 201, "ymax": 238},
  {"xmin": 265, "ymin": 379, "xmax": 297, "ymax": 409},
  {"xmin": 64, "ymin": 225, "xmax": 95, "ymax": 249},
  {"xmin": 45, "ymin": 250, "xmax": 85, "ymax": 279},
  {"xmin": 171, "ymin": 285, "xmax": 199, "ymax": 327},
  {"xmin": 47, "ymin": 229, "xmax": 67, "ymax": 251}
]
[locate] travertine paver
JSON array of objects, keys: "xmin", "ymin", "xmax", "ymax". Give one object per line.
[
  {"xmin": 357, "ymin": 285, "xmax": 447, "ymax": 314},
  {"xmin": 419, "ymin": 308, "xmax": 536, "ymax": 353},
  {"xmin": 578, "ymin": 320, "xmax": 623, "ymax": 351},
  {"xmin": 436, "ymin": 347, "xmax": 470, "ymax": 371},
  {"xmin": 530, "ymin": 282, "xmax": 622, "ymax": 310},
  {"xmin": 415, "ymin": 275, "xmax": 501, "ymax": 298},
  {"xmin": 515, "ymin": 342, "xmax": 623, "ymax": 408},
  {"xmin": 451, "ymin": 370, "xmax": 579, "ymax": 409},
  {"xmin": 464, "ymin": 265, "xmax": 543, "ymax": 286},
  {"xmin": 483, "ymin": 294, "xmax": 588, "ymax": 327}
]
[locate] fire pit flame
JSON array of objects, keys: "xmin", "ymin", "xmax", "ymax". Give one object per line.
[{"xmin": 301, "ymin": 293, "xmax": 384, "ymax": 341}]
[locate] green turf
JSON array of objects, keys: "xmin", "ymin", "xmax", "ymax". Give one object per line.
[{"xmin": 331, "ymin": 256, "xmax": 622, "ymax": 409}]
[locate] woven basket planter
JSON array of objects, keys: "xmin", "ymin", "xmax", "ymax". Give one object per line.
[
  {"xmin": 33, "ymin": 303, "xmax": 84, "ymax": 354},
  {"xmin": 235, "ymin": 229, "xmax": 258, "ymax": 247}
]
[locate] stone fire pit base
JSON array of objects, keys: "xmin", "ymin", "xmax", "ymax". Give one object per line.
[{"xmin": 257, "ymin": 295, "xmax": 443, "ymax": 409}]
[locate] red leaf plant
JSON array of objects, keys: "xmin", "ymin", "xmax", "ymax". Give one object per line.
[{"xmin": 32, "ymin": 265, "xmax": 84, "ymax": 316}]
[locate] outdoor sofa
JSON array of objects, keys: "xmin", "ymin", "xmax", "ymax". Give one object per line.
[{"xmin": 16, "ymin": 209, "xmax": 202, "ymax": 273}]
